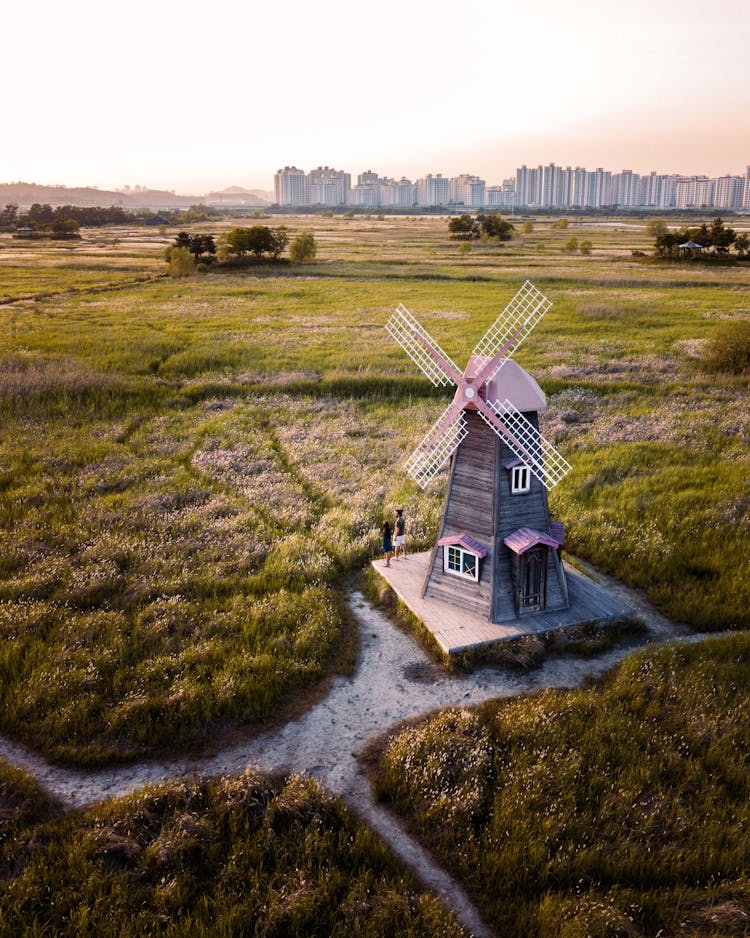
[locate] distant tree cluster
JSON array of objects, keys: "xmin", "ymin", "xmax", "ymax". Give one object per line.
[
  {"xmin": 448, "ymin": 213, "xmax": 515, "ymax": 241},
  {"xmin": 652, "ymin": 217, "xmax": 749, "ymax": 258},
  {"xmin": 163, "ymin": 225, "xmax": 316, "ymax": 276},
  {"xmin": 220, "ymin": 225, "xmax": 289, "ymax": 259},
  {"xmin": 0, "ymin": 202, "xmax": 223, "ymax": 235}
]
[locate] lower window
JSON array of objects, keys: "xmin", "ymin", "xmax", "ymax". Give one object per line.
[{"xmin": 444, "ymin": 545, "xmax": 479, "ymax": 581}]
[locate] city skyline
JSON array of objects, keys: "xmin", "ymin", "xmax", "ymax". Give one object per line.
[
  {"xmin": 4, "ymin": 0, "xmax": 750, "ymax": 194},
  {"xmin": 273, "ymin": 162, "xmax": 750, "ymax": 211}
]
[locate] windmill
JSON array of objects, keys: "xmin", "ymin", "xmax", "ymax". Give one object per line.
[{"xmin": 386, "ymin": 281, "xmax": 572, "ymax": 622}]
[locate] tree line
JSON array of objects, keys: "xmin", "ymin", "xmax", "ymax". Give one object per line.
[
  {"xmin": 0, "ymin": 202, "xmax": 223, "ymax": 234},
  {"xmin": 649, "ymin": 217, "xmax": 749, "ymax": 258}
]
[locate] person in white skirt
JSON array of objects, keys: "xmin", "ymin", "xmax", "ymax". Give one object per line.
[{"xmin": 393, "ymin": 508, "xmax": 407, "ymax": 559}]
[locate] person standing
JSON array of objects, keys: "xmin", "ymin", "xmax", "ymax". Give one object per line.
[
  {"xmin": 381, "ymin": 520, "xmax": 393, "ymax": 567},
  {"xmin": 393, "ymin": 508, "xmax": 406, "ymax": 559}
]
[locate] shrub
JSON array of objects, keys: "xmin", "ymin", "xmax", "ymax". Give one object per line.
[
  {"xmin": 165, "ymin": 246, "xmax": 195, "ymax": 278},
  {"xmin": 289, "ymin": 231, "xmax": 317, "ymax": 263},
  {"xmin": 702, "ymin": 320, "xmax": 750, "ymax": 374}
]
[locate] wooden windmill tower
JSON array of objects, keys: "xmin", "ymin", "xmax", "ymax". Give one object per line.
[{"xmin": 386, "ymin": 281, "xmax": 571, "ymax": 623}]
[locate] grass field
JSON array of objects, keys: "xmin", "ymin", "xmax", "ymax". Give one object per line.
[
  {"xmin": 0, "ymin": 214, "xmax": 748, "ymax": 764},
  {"xmin": 0, "ymin": 759, "xmax": 466, "ymax": 936},
  {"xmin": 373, "ymin": 632, "xmax": 750, "ymax": 937}
]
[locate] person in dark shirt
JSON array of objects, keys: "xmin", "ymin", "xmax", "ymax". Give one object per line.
[
  {"xmin": 393, "ymin": 509, "xmax": 406, "ymax": 559},
  {"xmin": 381, "ymin": 520, "xmax": 393, "ymax": 567}
]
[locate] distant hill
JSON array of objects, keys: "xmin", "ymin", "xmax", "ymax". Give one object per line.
[
  {"xmin": 205, "ymin": 186, "xmax": 273, "ymax": 204},
  {"xmin": 0, "ymin": 182, "xmax": 273, "ymax": 210}
]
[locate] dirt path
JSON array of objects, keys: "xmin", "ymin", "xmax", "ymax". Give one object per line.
[{"xmin": 0, "ymin": 575, "xmax": 698, "ymax": 938}]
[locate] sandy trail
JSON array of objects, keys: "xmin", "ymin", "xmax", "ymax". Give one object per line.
[{"xmin": 0, "ymin": 571, "xmax": 695, "ymax": 938}]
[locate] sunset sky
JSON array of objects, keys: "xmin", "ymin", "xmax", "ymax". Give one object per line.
[{"xmin": 5, "ymin": 0, "xmax": 749, "ymax": 195}]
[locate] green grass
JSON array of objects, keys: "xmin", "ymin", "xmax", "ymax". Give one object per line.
[
  {"xmin": 0, "ymin": 214, "xmax": 748, "ymax": 764},
  {"xmin": 373, "ymin": 633, "xmax": 750, "ymax": 937},
  {"xmin": 0, "ymin": 762, "xmax": 466, "ymax": 937}
]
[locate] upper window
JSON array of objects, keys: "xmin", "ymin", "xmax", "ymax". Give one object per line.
[
  {"xmin": 444, "ymin": 545, "xmax": 479, "ymax": 581},
  {"xmin": 511, "ymin": 465, "xmax": 531, "ymax": 494}
]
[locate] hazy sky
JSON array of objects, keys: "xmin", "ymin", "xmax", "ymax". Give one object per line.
[{"xmin": 4, "ymin": 0, "xmax": 749, "ymax": 194}]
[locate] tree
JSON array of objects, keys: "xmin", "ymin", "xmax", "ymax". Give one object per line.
[
  {"xmin": 477, "ymin": 214, "xmax": 515, "ymax": 240},
  {"xmin": 457, "ymin": 242, "xmax": 472, "ymax": 256},
  {"xmin": 562, "ymin": 236, "xmax": 578, "ymax": 254},
  {"xmin": 224, "ymin": 227, "xmax": 253, "ymax": 257},
  {"xmin": 552, "ymin": 218, "xmax": 569, "ymax": 230},
  {"xmin": 654, "ymin": 231, "xmax": 682, "ymax": 257},
  {"xmin": 26, "ymin": 203, "xmax": 54, "ymax": 224},
  {"xmin": 735, "ymin": 234, "xmax": 749, "ymax": 257},
  {"xmin": 192, "ymin": 234, "xmax": 216, "ymax": 263},
  {"xmin": 709, "ymin": 217, "xmax": 736, "ymax": 253},
  {"xmin": 579, "ymin": 240, "xmax": 592, "ymax": 255},
  {"xmin": 448, "ymin": 214, "xmax": 475, "ymax": 238},
  {"xmin": 521, "ymin": 220, "xmax": 534, "ymax": 234},
  {"xmin": 51, "ymin": 218, "xmax": 80, "ymax": 238},
  {"xmin": 289, "ymin": 231, "xmax": 317, "ymax": 263},
  {"xmin": 646, "ymin": 219, "xmax": 668, "ymax": 238},
  {"xmin": 246, "ymin": 225, "xmax": 277, "ymax": 257},
  {"xmin": 270, "ymin": 226, "xmax": 288, "ymax": 259},
  {"xmin": 222, "ymin": 225, "xmax": 288, "ymax": 260},
  {"xmin": 0, "ymin": 204, "xmax": 18, "ymax": 228}
]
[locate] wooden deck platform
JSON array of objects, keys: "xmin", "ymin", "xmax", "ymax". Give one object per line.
[{"xmin": 372, "ymin": 551, "xmax": 635, "ymax": 654}]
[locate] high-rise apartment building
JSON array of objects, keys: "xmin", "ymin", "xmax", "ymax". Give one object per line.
[
  {"xmin": 674, "ymin": 176, "xmax": 713, "ymax": 209},
  {"xmin": 744, "ymin": 167, "xmax": 750, "ymax": 209},
  {"xmin": 486, "ymin": 179, "xmax": 516, "ymax": 209},
  {"xmin": 612, "ymin": 170, "xmax": 641, "ymax": 207},
  {"xmin": 308, "ymin": 166, "xmax": 351, "ymax": 205},
  {"xmin": 541, "ymin": 163, "xmax": 561, "ymax": 207},
  {"xmin": 416, "ymin": 174, "xmax": 450, "ymax": 207},
  {"xmin": 714, "ymin": 175, "xmax": 745, "ymax": 209},
  {"xmin": 515, "ymin": 165, "xmax": 543, "ymax": 206},
  {"xmin": 450, "ymin": 174, "xmax": 486, "ymax": 207},
  {"xmin": 274, "ymin": 166, "xmax": 309, "ymax": 206}
]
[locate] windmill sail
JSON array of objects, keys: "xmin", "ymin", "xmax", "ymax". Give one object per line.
[
  {"xmin": 480, "ymin": 398, "xmax": 572, "ymax": 490},
  {"xmin": 404, "ymin": 402, "xmax": 468, "ymax": 487},
  {"xmin": 470, "ymin": 281, "xmax": 551, "ymax": 385},
  {"xmin": 385, "ymin": 304, "xmax": 462, "ymax": 387}
]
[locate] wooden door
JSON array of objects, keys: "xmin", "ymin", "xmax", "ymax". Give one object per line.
[{"xmin": 521, "ymin": 546, "xmax": 547, "ymax": 611}]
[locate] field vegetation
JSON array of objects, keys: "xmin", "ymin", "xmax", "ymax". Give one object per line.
[
  {"xmin": 0, "ymin": 759, "xmax": 465, "ymax": 936},
  {"xmin": 0, "ymin": 214, "xmax": 748, "ymax": 765},
  {"xmin": 374, "ymin": 633, "xmax": 750, "ymax": 936}
]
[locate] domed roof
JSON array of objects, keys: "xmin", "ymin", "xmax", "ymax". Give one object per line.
[{"xmin": 485, "ymin": 359, "xmax": 546, "ymax": 413}]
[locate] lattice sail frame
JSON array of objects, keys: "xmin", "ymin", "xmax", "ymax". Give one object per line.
[
  {"xmin": 471, "ymin": 280, "xmax": 552, "ymax": 383},
  {"xmin": 480, "ymin": 398, "xmax": 572, "ymax": 490},
  {"xmin": 404, "ymin": 405, "xmax": 468, "ymax": 487},
  {"xmin": 386, "ymin": 281, "xmax": 570, "ymax": 490},
  {"xmin": 385, "ymin": 304, "xmax": 461, "ymax": 386}
]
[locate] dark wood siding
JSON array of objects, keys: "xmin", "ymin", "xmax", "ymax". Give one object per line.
[
  {"xmin": 424, "ymin": 408, "xmax": 569, "ymax": 623},
  {"xmin": 423, "ymin": 411, "xmax": 494, "ymax": 618}
]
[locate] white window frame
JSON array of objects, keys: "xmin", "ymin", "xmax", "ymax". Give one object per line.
[
  {"xmin": 510, "ymin": 464, "xmax": 531, "ymax": 494},
  {"xmin": 443, "ymin": 545, "xmax": 479, "ymax": 582}
]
